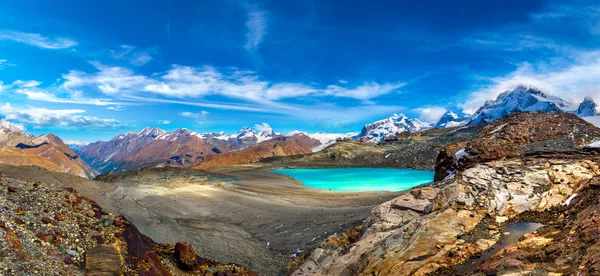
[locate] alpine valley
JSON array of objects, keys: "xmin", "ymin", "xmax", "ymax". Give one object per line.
[{"xmin": 1, "ymin": 83, "xmax": 600, "ymax": 275}]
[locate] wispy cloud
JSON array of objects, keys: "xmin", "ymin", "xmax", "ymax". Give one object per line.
[
  {"xmin": 244, "ymin": 8, "xmax": 267, "ymax": 52},
  {"xmin": 158, "ymin": 120, "xmax": 171, "ymax": 125},
  {"xmin": 0, "ymin": 59, "xmax": 7, "ymax": 70},
  {"xmin": 110, "ymin": 45, "xmax": 153, "ymax": 66},
  {"xmin": 179, "ymin": 111, "xmax": 210, "ymax": 124},
  {"xmin": 0, "ymin": 30, "xmax": 77, "ymax": 49},
  {"xmin": 62, "ymin": 63, "xmax": 403, "ymax": 104},
  {"xmin": 1, "ymin": 79, "xmax": 123, "ymax": 106},
  {"xmin": 0, "ymin": 103, "xmax": 119, "ymax": 128}
]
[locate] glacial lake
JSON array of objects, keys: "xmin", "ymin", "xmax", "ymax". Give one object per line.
[{"xmin": 272, "ymin": 168, "xmax": 434, "ymax": 192}]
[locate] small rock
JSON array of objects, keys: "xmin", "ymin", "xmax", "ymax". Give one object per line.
[
  {"xmin": 113, "ymin": 220, "xmax": 122, "ymax": 227},
  {"xmin": 175, "ymin": 242, "xmax": 198, "ymax": 269},
  {"xmin": 41, "ymin": 217, "xmax": 51, "ymax": 224},
  {"xmin": 101, "ymin": 209, "xmax": 110, "ymax": 215},
  {"xmin": 85, "ymin": 245, "xmax": 122, "ymax": 273},
  {"xmin": 102, "ymin": 218, "xmax": 112, "ymax": 227},
  {"xmin": 63, "ymin": 256, "xmax": 75, "ymax": 265},
  {"xmin": 54, "ymin": 213, "xmax": 65, "ymax": 221},
  {"xmin": 86, "ymin": 211, "xmax": 95, "ymax": 218},
  {"xmin": 7, "ymin": 186, "xmax": 17, "ymax": 193},
  {"xmin": 66, "ymin": 249, "xmax": 77, "ymax": 256}
]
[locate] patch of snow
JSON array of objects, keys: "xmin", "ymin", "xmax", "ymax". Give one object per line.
[
  {"xmin": 455, "ymin": 148, "xmax": 468, "ymax": 160},
  {"xmin": 587, "ymin": 140, "xmax": 600, "ymax": 148},
  {"xmin": 443, "ymin": 173, "xmax": 455, "ymax": 181},
  {"xmin": 0, "ymin": 119, "xmax": 25, "ymax": 133},
  {"xmin": 583, "ymin": 116, "xmax": 600, "ymax": 128},
  {"xmin": 490, "ymin": 123, "xmax": 507, "ymax": 134},
  {"xmin": 308, "ymin": 132, "xmax": 357, "ymax": 152},
  {"xmin": 563, "ymin": 193, "xmax": 577, "ymax": 206}
]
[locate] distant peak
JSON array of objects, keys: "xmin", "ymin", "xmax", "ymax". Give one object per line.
[{"xmin": 0, "ymin": 119, "xmax": 26, "ymax": 134}]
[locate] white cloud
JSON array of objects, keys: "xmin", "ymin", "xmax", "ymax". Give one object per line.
[
  {"xmin": 244, "ymin": 8, "xmax": 267, "ymax": 52},
  {"xmin": 0, "ymin": 103, "xmax": 119, "ymax": 128},
  {"xmin": 179, "ymin": 111, "xmax": 209, "ymax": 124},
  {"xmin": 63, "ymin": 63, "xmax": 402, "ymax": 103},
  {"xmin": 64, "ymin": 140, "xmax": 90, "ymax": 146},
  {"xmin": 461, "ymin": 51, "xmax": 600, "ymax": 114},
  {"xmin": 254, "ymin": 122, "xmax": 272, "ymax": 132},
  {"xmin": 0, "ymin": 59, "xmax": 7, "ymax": 70},
  {"xmin": 158, "ymin": 120, "xmax": 171, "ymax": 125},
  {"xmin": 413, "ymin": 107, "xmax": 448, "ymax": 123},
  {"xmin": 0, "ymin": 30, "xmax": 77, "ymax": 49},
  {"xmin": 324, "ymin": 82, "xmax": 405, "ymax": 101},
  {"xmin": 110, "ymin": 45, "xmax": 153, "ymax": 66}
]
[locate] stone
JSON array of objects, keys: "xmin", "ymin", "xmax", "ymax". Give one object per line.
[
  {"xmin": 41, "ymin": 217, "xmax": 51, "ymax": 224},
  {"xmin": 86, "ymin": 211, "xmax": 95, "ymax": 218},
  {"xmin": 54, "ymin": 213, "xmax": 65, "ymax": 221},
  {"xmin": 85, "ymin": 245, "xmax": 122, "ymax": 273},
  {"xmin": 102, "ymin": 218, "xmax": 112, "ymax": 227},
  {"xmin": 175, "ymin": 242, "xmax": 198, "ymax": 269},
  {"xmin": 495, "ymin": 216, "xmax": 508, "ymax": 224},
  {"xmin": 7, "ymin": 186, "xmax": 17, "ymax": 193}
]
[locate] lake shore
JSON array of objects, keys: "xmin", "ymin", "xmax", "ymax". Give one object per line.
[
  {"xmin": 102, "ymin": 165, "xmax": 402, "ymax": 275},
  {"xmin": 1, "ymin": 164, "xmax": 398, "ymax": 275}
]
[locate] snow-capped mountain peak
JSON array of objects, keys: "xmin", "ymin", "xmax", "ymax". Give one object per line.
[
  {"xmin": 0, "ymin": 119, "xmax": 26, "ymax": 134},
  {"xmin": 435, "ymin": 111, "xmax": 469, "ymax": 128},
  {"xmin": 577, "ymin": 97, "xmax": 599, "ymax": 117},
  {"xmin": 468, "ymin": 85, "xmax": 574, "ymax": 124},
  {"xmin": 357, "ymin": 113, "xmax": 432, "ymax": 142}
]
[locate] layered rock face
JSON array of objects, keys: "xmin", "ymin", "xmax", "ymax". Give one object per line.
[
  {"xmin": 0, "ymin": 175, "xmax": 255, "ymax": 275},
  {"xmin": 0, "ymin": 123, "xmax": 94, "ymax": 179},
  {"xmin": 293, "ymin": 112, "xmax": 600, "ymax": 276}
]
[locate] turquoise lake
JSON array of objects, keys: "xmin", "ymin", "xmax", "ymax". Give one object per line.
[{"xmin": 272, "ymin": 168, "xmax": 434, "ymax": 192}]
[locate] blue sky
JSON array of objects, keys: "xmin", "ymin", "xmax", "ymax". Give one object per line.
[{"xmin": 1, "ymin": 0, "xmax": 599, "ymax": 142}]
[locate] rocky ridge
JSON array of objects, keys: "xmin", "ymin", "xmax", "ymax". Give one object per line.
[
  {"xmin": 292, "ymin": 112, "xmax": 600, "ymax": 276},
  {"xmin": 0, "ymin": 174, "xmax": 255, "ymax": 275},
  {"xmin": 0, "ymin": 122, "xmax": 94, "ymax": 179}
]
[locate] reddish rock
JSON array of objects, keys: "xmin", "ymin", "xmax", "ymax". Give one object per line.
[
  {"xmin": 175, "ymin": 242, "xmax": 198, "ymax": 269},
  {"xmin": 505, "ymin": 259, "xmax": 523, "ymax": 268},
  {"xmin": 94, "ymin": 235, "xmax": 104, "ymax": 245},
  {"xmin": 41, "ymin": 217, "xmax": 51, "ymax": 224},
  {"xmin": 54, "ymin": 213, "xmax": 65, "ymax": 221},
  {"xmin": 63, "ymin": 256, "xmax": 75, "ymax": 265}
]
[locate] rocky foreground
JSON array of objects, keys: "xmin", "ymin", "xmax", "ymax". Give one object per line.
[
  {"xmin": 0, "ymin": 174, "xmax": 255, "ymax": 275},
  {"xmin": 293, "ymin": 112, "xmax": 600, "ymax": 275}
]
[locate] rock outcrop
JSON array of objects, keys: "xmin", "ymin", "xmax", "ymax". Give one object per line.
[
  {"xmin": 0, "ymin": 174, "xmax": 255, "ymax": 275},
  {"xmin": 435, "ymin": 112, "xmax": 600, "ymax": 181},
  {"xmin": 293, "ymin": 111, "xmax": 600, "ymax": 276}
]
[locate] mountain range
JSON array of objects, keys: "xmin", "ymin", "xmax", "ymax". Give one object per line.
[
  {"xmin": 0, "ymin": 84, "xmax": 597, "ymax": 177},
  {"xmin": 70, "ymin": 85, "xmax": 600, "ymax": 174}
]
